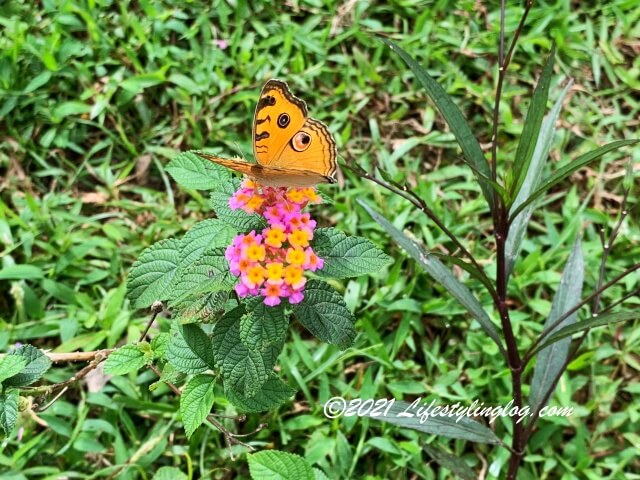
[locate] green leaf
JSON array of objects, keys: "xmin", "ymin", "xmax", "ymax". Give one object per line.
[
  {"xmin": 151, "ymin": 333, "xmax": 170, "ymax": 359},
  {"xmin": 509, "ymin": 139, "xmax": 639, "ymax": 222},
  {"xmin": 166, "ymin": 151, "xmax": 230, "ymax": 191},
  {"xmin": 3, "ymin": 345, "xmax": 52, "ymax": 387},
  {"xmin": 103, "ymin": 344, "xmax": 146, "ymax": 375},
  {"xmin": 530, "ymin": 237, "xmax": 583, "ymax": 412},
  {"xmin": 506, "ymin": 80, "xmax": 573, "ymax": 277},
  {"xmin": 292, "ymin": 280, "xmax": 356, "ymax": 349},
  {"xmin": 180, "ymin": 219, "xmax": 235, "ymax": 267},
  {"xmin": 535, "ymin": 311, "xmax": 640, "ymax": 354},
  {"xmin": 0, "ymin": 390, "xmax": 19, "ymax": 436},
  {"xmin": 212, "ymin": 307, "xmax": 282, "ymax": 396},
  {"xmin": 170, "ymin": 247, "xmax": 236, "ymax": 307},
  {"xmin": 0, "ymin": 356, "xmax": 27, "ymax": 384},
  {"xmin": 209, "ymin": 177, "xmax": 267, "ymax": 232},
  {"xmin": 166, "ymin": 323, "xmax": 214, "ymax": 374},
  {"xmin": 52, "ymin": 101, "xmax": 93, "ymax": 120},
  {"xmin": 240, "ymin": 298, "xmax": 289, "ymax": 351},
  {"xmin": 226, "ymin": 374, "xmax": 296, "ymax": 413},
  {"xmin": 312, "ymin": 228, "xmax": 392, "ymax": 279},
  {"xmin": 126, "ymin": 238, "xmax": 181, "ymax": 309},
  {"xmin": 510, "ymin": 44, "xmax": 556, "ymax": 198},
  {"xmin": 381, "ymin": 38, "xmax": 494, "ymax": 211},
  {"xmin": 176, "ymin": 291, "xmax": 229, "ymax": 324},
  {"xmin": 120, "ymin": 71, "xmax": 166, "ymax": 93},
  {"xmin": 360, "ymin": 201, "xmax": 507, "ymax": 358},
  {"xmin": 350, "ymin": 400, "xmax": 501, "ymax": 444},
  {"xmin": 180, "ymin": 374, "xmax": 215, "ymax": 438},
  {"xmin": 248, "ymin": 450, "xmax": 314, "ymax": 480},
  {"xmin": 153, "ymin": 467, "xmax": 188, "ymax": 480},
  {"xmin": 422, "ymin": 443, "xmax": 477, "ymax": 480},
  {"xmin": 0, "ymin": 264, "xmax": 44, "ymax": 280}
]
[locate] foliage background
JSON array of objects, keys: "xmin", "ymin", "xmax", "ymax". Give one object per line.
[{"xmin": 0, "ymin": 0, "xmax": 638, "ymax": 478}]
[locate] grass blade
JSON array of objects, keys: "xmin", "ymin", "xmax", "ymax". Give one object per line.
[
  {"xmin": 509, "ymin": 139, "xmax": 639, "ymax": 223},
  {"xmin": 509, "ymin": 44, "xmax": 556, "ymax": 199},
  {"xmin": 381, "ymin": 38, "xmax": 495, "ymax": 211},
  {"xmin": 529, "ymin": 236, "xmax": 583, "ymax": 413},
  {"xmin": 360, "ymin": 200, "xmax": 506, "ymax": 359}
]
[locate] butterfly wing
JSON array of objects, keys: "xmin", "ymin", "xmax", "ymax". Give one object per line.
[{"xmin": 252, "ymin": 80, "xmax": 337, "ymax": 183}]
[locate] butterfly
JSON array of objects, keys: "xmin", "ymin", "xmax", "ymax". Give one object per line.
[{"xmin": 196, "ymin": 79, "xmax": 337, "ymax": 187}]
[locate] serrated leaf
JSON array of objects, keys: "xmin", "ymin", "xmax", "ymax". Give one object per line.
[
  {"xmin": 127, "ymin": 238, "xmax": 181, "ymax": 309},
  {"xmin": 104, "ymin": 344, "xmax": 146, "ymax": 375},
  {"xmin": 180, "ymin": 219, "xmax": 236, "ymax": 267},
  {"xmin": 530, "ymin": 237, "xmax": 583, "ymax": 412},
  {"xmin": 312, "ymin": 468, "xmax": 329, "ymax": 480},
  {"xmin": 226, "ymin": 374, "xmax": 296, "ymax": 413},
  {"xmin": 359, "ymin": 201, "xmax": 507, "ymax": 359},
  {"xmin": 153, "ymin": 467, "xmax": 188, "ymax": 480},
  {"xmin": 312, "ymin": 228, "xmax": 392, "ymax": 279},
  {"xmin": 150, "ymin": 363, "xmax": 184, "ymax": 392},
  {"xmin": 348, "ymin": 400, "xmax": 501, "ymax": 444},
  {"xmin": 0, "ymin": 356, "xmax": 27, "ymax": 384},
  {"xmin": 381, "ymin": 38, "xmax": 494, "ymax": 211},
  {"xmin": 166, "ymin": 151, "xmax": 231, "ymax": 190},
  {"xmin": 166, "ymin": 323, "xmax": 213, "ymax": 374},
  {"xmin": 509, "ymin": 139, "xmax": 639, "ymax": 222},
  {"xmin": 178, "ymin": 291, "xmax": 229, "ymax": 323},
  {"xmin": 180, "ymin": 374, "xmax": 215, "ymax": 438},
  {"xmin": 248, "ymin": 450, "xmax": 314, "ymax": 480},
  {"xmin": 170, "ymin": 247, "xmax": 236, "ymax": 307},
  {"xmin": 506, "ymin": 80, "xmax": 573, "ymax": 277},
  {"xmin": 3, "ymin": 345, "xmax": 52, "ymax": 387},
  {"xmin": 422, "ymin": 443, "xmax": 477, "ymax": 480},
  {"xmin": 151, "ymin": 333, "xmax": 170, "ymax": 359},
  {"xmin": 209, "ymin": 177, "xmax": 266, "ymax": 232},
  {"xmin": 212, "ymin": 307, "xmax": 282, "ymax": 396},
  {"xmin": 240, "ymin": 298, "xmax": 289, "ymax": 351},
  {"xmin": 510, "ymin": 44, "xmax": 556, "ymax": 198},
  {"xmin": 0, "ymin": 390, "xmax": 19, "ymax": 436},
  {"xmin": 292, "ymin": 280, "xmax": 356, "ymax": 349}
]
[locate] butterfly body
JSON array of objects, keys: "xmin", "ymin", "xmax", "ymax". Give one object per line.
[{"xmin": 197, "ymin": 79, "xmax": 337, "ymax": 187}]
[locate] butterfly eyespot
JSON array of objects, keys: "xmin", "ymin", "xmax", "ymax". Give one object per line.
[
  {"xmin": 291, "ymin": 132, "xmax": 311, "ymax": 152},
  {"xmin": 277, "ymin": 113, "xmax": 290, "ymax": 128},
  {"xmin": 266, "ymin": 95, "xmax": 276, "ymax": 106}
]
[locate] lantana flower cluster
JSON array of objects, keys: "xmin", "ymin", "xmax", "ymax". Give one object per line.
[{"xmin": 224, "ymin": 179, "xmax": 324, "ymax": 306}]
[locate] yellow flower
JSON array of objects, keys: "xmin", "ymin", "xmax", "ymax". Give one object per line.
[
  {"xmin": 288, "ymin": 229, "xmax": 310, "ymax": 248},
  {"xmin": 245, "ymin": 265, "xmax": 265, "ymax": 287},
  {"xmin": 283, "ymin": 265, "xmax": 305, "ymax": 289},
  {"xmin": 246, "ymin": 244, "xmax": 266, "ymax": 262},
  {"xmin": 266, "ymin": 262, "xmax": 284, "ymax": 284},
  {"xmin": 286, "ymin": 248, "xmax": 306, "ymax": 266},
  {"xmin": 265, "ymin": 227, "xmax": 286, "ymax": 248},
  {"xmin": 286, "ymin": 188, "xmax": 306, "ymax": 203},
  {"xmin": 246, "ymin": 195, "xmax": 264, "ymax": 211}
]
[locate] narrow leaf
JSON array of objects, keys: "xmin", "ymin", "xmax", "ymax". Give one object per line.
[
  {"xmin": 153, "ymin": 467, "xmax": 188, "ymax": 480},
  {"xmin": 248, "ymin": 450, "xmax": 314, "ymax": 480},
  {"xmin": 510, "ymin": 44, "xmax": 556, "ymax": 198},
  {"xmin": 180, "ymin": 374, "xmax": 215, "ymax": 438},
  {"xmin": 506, "ymin": 80, "xmax": 574, "ymax": 276},
  {"xmin": 0, "ymin": 265, "xmax": 44, "ymax": 280},
  {"xmin": 509, "ymin": 139, "xmax": 639, "ymax": 222},
  {"xmin": 339, "ymin": 399, "xmax": 501, "ymax": 444},
  {"xmin": 292, "ymin": 280, "xmax": 356, "ymax": 349},
  {"xmin": 3, "ymin": 345, "xmax": 52, "ymax": 387},
  {"xmin": 104, "ymin": 344, "xmax": 146, "ymax": 375},
  {"xmin": 312, "ymin": 228, "xmax": 392, "ymax": 279},
  {"xmin": 126, "ymin": 238, "xmax": 181, "ymax": 309},
  {"xmin": 360, "ymin": 201, "xmax": 506, "ymax": 358},
  {"xmin": 423, "ymin": 443, "xmax": 477, "ymax": 480},
  {"xmin": 529, "ymin": 237, "xmax": 583, "ymax": 412},
  {"xmin": 535, "ymin": 311, "xmax": 640, "ymax": 354},
  {"xmin": 381, "ymin": 38, "xmax": 494, "ymax": 211},
  {"xmin": 0, "ymin": 390, "xmax": 19, "ymax": 436}
]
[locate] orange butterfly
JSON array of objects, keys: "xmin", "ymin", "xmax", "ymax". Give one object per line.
[{"xmin": 196, "ymin": 79, "xmax": 337, "ymax": 187}]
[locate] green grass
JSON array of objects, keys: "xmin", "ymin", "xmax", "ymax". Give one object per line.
[{"xmin": 1, "ymin": 1, "xmax": 639, "ymax": 479}]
